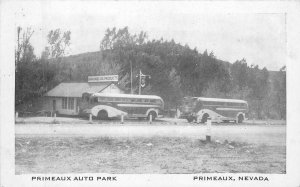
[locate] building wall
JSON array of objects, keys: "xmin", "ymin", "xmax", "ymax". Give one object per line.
[
  {"xmin": 43, "ymin": 83, "xmax": 124, "ymax": 116},
  {"xmin": 45, "ymin": 97, "xmax": 80, "ymax": 116}
]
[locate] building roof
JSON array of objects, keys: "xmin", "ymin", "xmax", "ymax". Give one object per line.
[{"xmin": 44, "ymin": 82, "xmax": 114, "ymax": 97}]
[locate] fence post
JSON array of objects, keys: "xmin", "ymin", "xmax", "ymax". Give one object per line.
[
  {"xmin": 15, "ymin": 112, "xmax": 18, "ymax": 119},
  {"xmin": 121, "ymin": 114, "xmax": 124, "ymax": 124},
  {"xmin": 197, "ymin": 116, "xmax": 200, "ymax": 124},
  {"xmin": 54, "ymin": 112, "xmax": 56, "ymax": 119},
  {"xmin": 206, "ymin": 117, "xmax": 212, "ymax": 142},
  {"xmin": 149, "ymin": 114, "xmax": 152, "ymax": 124},
  {"xmin": 89, "ymin": 113, "xmax": 92, "ymax": 123}
]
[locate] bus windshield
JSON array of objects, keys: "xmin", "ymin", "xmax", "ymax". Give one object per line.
[{"xmin": 182, "ymin": 97, "xmax": 197, "ymax": 106}]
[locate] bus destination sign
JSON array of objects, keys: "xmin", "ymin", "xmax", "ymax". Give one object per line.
[{"xmin": 88, "ymin": 75, "xmax": 118, "ymax": 82}]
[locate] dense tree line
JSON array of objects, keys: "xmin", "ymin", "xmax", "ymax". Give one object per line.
[{"xmin": 15, "ymin": 27, "xmax": 286, "ymax": 119}]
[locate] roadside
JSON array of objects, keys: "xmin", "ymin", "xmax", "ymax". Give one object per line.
[
  {"xmin": 15, "ymin": 116, "xmax": 286, "ymax": 126},
  {"xmin": 15, "ymin": 123, "xmax": 286, "ymax": 146},
  {"xmin": 15, "ymin": 136, "xmax": 286, "ymax": 174},
  {"xmin": 15, "ymin": 117, "xmax": 286, "ymax": 174}
]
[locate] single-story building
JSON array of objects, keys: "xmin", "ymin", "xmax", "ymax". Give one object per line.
[{"xmin": 43, "ymin": 82, "xmax": 124, "ymax": 116}]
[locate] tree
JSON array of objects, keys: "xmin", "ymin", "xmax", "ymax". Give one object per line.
[
  {"xmin": 45, "ymin": 29, "xmax": 71, "ymax": 59},
  {"xmin": 272, "ymin": 66, "xmax": 286, "ymax": 119},
  {"xmin": 15, "ymin": 27, "xmax": 36, "ymax": 105},
  {"xmin": 15, "ymin": 27, "xmax": 70, "ymax": 106},
  {"xmin": 15, "ymin": 27, "xmax": 35, "ymax": 70},
  {"xmin": 100, "ymin": 27, "xmax": 148, "ymax": 92}
]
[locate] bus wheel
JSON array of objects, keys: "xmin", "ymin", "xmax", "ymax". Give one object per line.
[
  {"xmin": 201, "ymin": 113, "xmax": 209, "ymax": 123},
  {"xmin": 237, "ymin": 114, "xmax": 244, "ymax": 123},
  {"xmin": 147, "ymin": 111, "xmax": 157, "ymax": 121},
  {"xmin": 187, "ymin": 116, "xmax": 194, "ymax": 123},
  {"xmin": 97, "ymin": 110, "xmax": 108, "ymax": 120}
]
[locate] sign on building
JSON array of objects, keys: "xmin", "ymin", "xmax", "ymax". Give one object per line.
[{"xmin": 88, "ymin": 75, "xmax": 118, "ymax": 83}]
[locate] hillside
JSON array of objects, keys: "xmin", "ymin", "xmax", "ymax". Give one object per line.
[{"xmin": 60, "ymin": 51, "xmax": 103, "ymax": 65}]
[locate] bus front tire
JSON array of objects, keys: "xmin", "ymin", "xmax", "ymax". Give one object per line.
[
  {"xmin": 97, "ymin": 110, "xmax": 108, "ymax": 120},
  {"xmin": 147, "ymin": 111, "xmax": 157, "ymax": 121},
  {"xmin": 237, "ymin": 114, "xmax": 244, "ymax": 123},
  {"xmin": 201, "ymin": 113, "xmax": 209, "ymax": 123}
]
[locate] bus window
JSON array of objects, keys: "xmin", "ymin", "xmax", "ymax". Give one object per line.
[
  {"xmin": 203, "ymin": 101, "xmax": 213, "ymax": 106},
  {"xmin": 215, "ymin": 102, "xmax": 223, "ymax": 106},
  {"xmin": 150, "ymin": 99, "xmax": 155, "ymax": 103}
]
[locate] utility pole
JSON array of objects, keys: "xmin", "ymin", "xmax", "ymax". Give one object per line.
[{"xmin": 137, "ymin": 70, "xmax": 151, "ymax": 95}]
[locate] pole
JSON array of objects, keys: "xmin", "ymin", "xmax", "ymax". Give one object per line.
[
  {"xmin": 89, "ymin": 114, "xmax": 92, "ymax": 123},
  {"xmin": 138, "ymin": 69, "xmax": 142, "ymax": 95},
  {"xmin": 206, "ymin": 117, "xmax": 212, "ymax": 142},
  {"xmin": 197, "ymin": 116, "xmax": 200, "ymax": 124},
  {"xmin": 149, "ymin": 114, "xmax": 152, "ymax": 124},
  {"xmin": 121, "ymin": 114, "xmax": 124, "ymax": 124},
  {"xmin": 130, "ymin": 60, "xmax": 133, "ymax": 94}
]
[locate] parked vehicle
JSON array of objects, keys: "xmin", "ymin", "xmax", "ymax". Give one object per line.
[
  {"xmin": 79, "ymin": 92, "xmax": 164, "ymax": 120},
  {"xmin": 179, "ymin": 96, "xmax": 248, "ymax": 123}
]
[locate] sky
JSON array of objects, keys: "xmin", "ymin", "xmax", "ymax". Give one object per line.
[{"xmin": 14, "ymin": 1, "xmax": 286, "ymax": 71}]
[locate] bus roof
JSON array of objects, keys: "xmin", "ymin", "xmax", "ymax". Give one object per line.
[
  {"xmin": 90, "ymin": 93, "xmax": 163, "ymax": 100},
  {"xmin": 196, "ymin": 97, "xmax": 247, "ymax": 103}
]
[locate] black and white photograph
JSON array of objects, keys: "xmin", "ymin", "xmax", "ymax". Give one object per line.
[{"xmin": 1, "ymin": 1, "xmax": 300, "ymax": 187}]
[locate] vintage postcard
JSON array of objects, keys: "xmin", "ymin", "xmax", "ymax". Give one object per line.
[{"xmin": 1, "ymin": 0, "xmax": 300, "ymax": 187}]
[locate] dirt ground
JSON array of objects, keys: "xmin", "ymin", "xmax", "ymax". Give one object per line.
[
  {"xmin": 15, "ymin": 136, "xmax": 285, "ymax": 174},
  {"xmin": 15, "ymin": 118, "xmax": 286, "ymax": 174}
]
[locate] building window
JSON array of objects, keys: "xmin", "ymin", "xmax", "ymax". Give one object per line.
[
  {"xmin": 62, "ymin": 97, "xmax": 75, "ymax": 110},
  {"xmin": 62, "ymin": 98, "xmax": 68, "ymax": 109},
  {"xmin": 68, "ymin": 98, "xmax": 74, "ymax": 110}
]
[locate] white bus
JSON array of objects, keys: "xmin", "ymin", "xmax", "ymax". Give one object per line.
[
  {"xmin": 79, "ymin": 92, "xmax": 164, "ymax": 120},
  {"xmin": 179, "ymin": 97, "xmax": 248, "ymax": 123}
]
